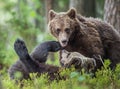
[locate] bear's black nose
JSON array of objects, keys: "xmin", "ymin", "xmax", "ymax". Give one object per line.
[{"xmin": 62, "ymin": 40, "xmax": 67, "ymax": 44}]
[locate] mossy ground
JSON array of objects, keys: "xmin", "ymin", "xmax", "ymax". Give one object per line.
[{"xmin": 0, "ymin": 60, "xmax": 120, "ymax": 89}]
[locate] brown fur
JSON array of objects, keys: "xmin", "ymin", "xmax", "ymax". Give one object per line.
[
  {"xmin": 61, "ymin": 50, "xmax": 96, "ymax": 72},
  {"xmin": 8, "ymin": 39, "xmax": 63, "ymax": 81},
  {"xmin": 8, "ymin": 60, "xmax": 61, "ymax": 81},
  {"xmin": 48, "ymin": 8, "xmax": 120, "ymax": 71}
]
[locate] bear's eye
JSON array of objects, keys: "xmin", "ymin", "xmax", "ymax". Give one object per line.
[
  {"xmin": 56, "ymin": 28, "xmax": 61, "ymax": 35},
  {"xmin": 65, "ymin": 28, "xmax": 70, "ymax": 34}
]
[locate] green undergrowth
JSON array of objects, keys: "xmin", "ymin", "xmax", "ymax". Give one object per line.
[{"xmin": 0, "ymin": 60, "xmax": 120, "ymax": 89}]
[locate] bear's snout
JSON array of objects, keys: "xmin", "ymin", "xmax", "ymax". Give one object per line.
[
  {"xmin": 60, "ymin": 39, "xmax": 68, "ymax": 47},
  {"xmin": 62, "ymin": 40, "xmax": 67, "ymax": 44}
]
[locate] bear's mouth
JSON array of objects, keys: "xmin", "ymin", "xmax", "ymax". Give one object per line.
[
  {"xmin": 59, "ymin": 39, "xmax": 69, "ymax": 47},
  {"xmin": 60, "ymin": 41, "xmax": 68, "ymax": 47}
]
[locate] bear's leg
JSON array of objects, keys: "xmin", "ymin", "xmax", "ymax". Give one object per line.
[
  {"xmin": 8, "ymin": 60, "xmax": 30, "ymax": 80},
  {"xmin": 14, "ymin": 39, "xmax": 39, "ymax": 73},
  {"xmin": 108, "ymin": 42, "xmax": 120, "ymax": 69},
  {"xmin": 91, "ymin": 54, "xmax": 104, "ymax": 72},
  {"xmin": 30, "ymin": 41, "xmax": 61, "ymax": 63}
]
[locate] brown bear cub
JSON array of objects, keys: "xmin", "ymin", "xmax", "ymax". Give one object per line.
[
  {"xmin": 61, "ymin": 50, "xmax": 96, "ymax": 72},
  {"xmin": 48, "ymin": 8, "xmax": 120, "ymax": 71},
  {"xmin": 8, "ymin": 39, "xmax": 62, "ymax": 81}
]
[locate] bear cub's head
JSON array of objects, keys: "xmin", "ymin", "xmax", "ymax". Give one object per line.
[{"xmin": 48, "ymin": 8, "xmax": 80, "ymax": 47}]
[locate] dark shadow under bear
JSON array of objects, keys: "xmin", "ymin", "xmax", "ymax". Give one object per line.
[{"xmin": 8, "ymin": 39, "xmax": 62, "ymax": 81}]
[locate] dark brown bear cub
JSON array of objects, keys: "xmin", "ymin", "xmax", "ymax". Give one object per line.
[
  {"xmin": 8, "ymin": 39, "xmax": 62, "ymax": 81},
  {"xmin": 48, "ymin": 8, "xmax": 120, "ymax": 71}
]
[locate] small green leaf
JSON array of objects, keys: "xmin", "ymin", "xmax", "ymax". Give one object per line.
[
  {"xmin": 78, "ymin": 76, "xmax": 85, "ymax": 82},
  {"xmin": 70, "ymin": 72, "xmax": 79, "ymax": 78}
]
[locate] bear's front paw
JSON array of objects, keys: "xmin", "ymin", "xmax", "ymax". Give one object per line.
[{"xmin": 14, "ymin": 39, "xmax": 28, "ymax": 59}]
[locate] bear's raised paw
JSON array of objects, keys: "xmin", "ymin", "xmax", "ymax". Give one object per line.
[{"xmin": 14, "ymin": 39, "xmax": 28, "ymax": 59}]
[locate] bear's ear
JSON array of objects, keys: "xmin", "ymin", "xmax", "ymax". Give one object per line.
[
  {"xmin": 67, "ymin": 8, "xmax": 76, "ymax": 19},
  {"xmin": 49, "ymin": 10, "xmax": 57, "ymax": 21}
]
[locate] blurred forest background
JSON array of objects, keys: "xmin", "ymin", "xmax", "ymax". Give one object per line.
[
  {"xmin": 0, "ymin": 0, "xmax": 119, "ymax": 70},
  {"xmin": 0, "ymin": 0, "xmax": 120, "ymax": 89}
]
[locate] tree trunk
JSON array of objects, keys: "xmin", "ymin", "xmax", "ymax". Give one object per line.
[
  {"xmin": 45, "ymin": 0, "xmax": 55, "ymax": 62},
  {"xmin": 69, "ymin": 0, "xmax": 96, "ymax": 17},
  {"xmin": 45, "ymin": 0, "xmax": 53, "ymax": 23},
  {"xmin": 104, "ymin": 0, "xmax": 120, "ymax": 33}
]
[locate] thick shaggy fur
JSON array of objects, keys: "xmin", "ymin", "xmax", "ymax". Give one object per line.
[
  {"xmin": 8, "ymin": 39, "xmax": 62, "ymax": 81},
  {"xmin": 48, "ymin": 8, "xmax": 120, "ymax": 71},
  {"xmin": 61, "ymin": 50, "xmax": 96, "ymax": 72}
]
